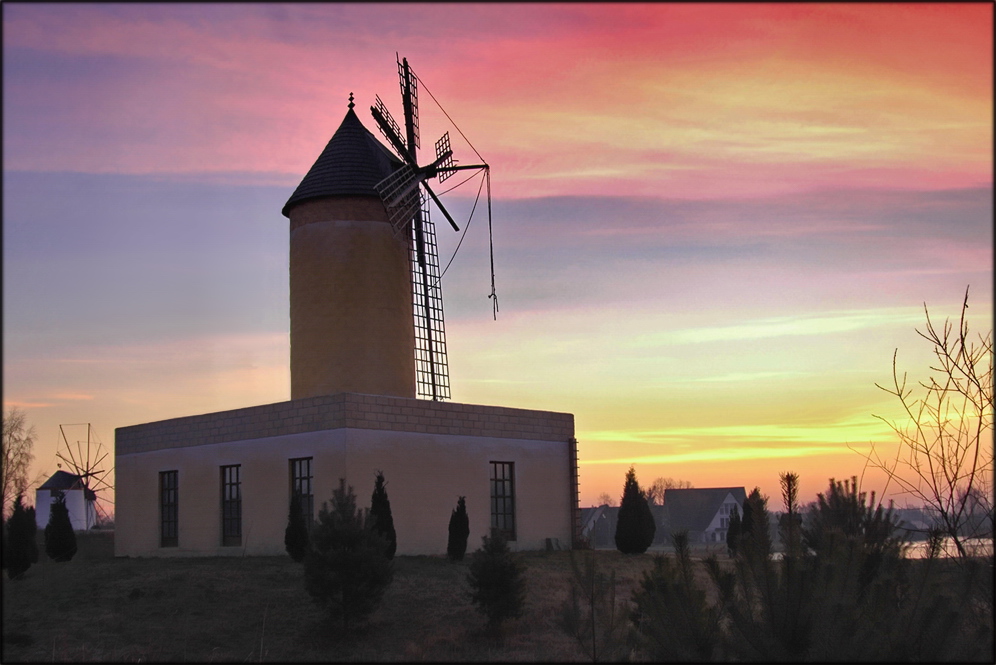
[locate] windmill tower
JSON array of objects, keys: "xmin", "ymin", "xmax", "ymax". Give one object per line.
[
  {"xmin": 115, "ymin": 55, "xmax": 578, "ymax": 560},
  {"xmin": 282, "ymin": 55, "xmax": 491, "ymax": 401}
]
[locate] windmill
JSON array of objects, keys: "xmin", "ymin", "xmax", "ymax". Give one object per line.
[
  {"xmin": 54, "ymin": 423, "xmax": 114, "ymax": 529},
  {"xmin": 370, "ymin": 55, "xmax": 495, "ymax": 401}
]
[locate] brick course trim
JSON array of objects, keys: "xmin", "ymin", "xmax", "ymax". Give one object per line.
[{"xmin": 116, "ymin": 393, "xmax": 574, "ymax": 455}]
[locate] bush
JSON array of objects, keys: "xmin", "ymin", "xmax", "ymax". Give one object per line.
[
  {"xmin": 726, "ymin": 505, "xmax": 741, "ymax": 558},
  {"xmin": 467, "ymin": 528, "xmax": 526, "ymax": 631},
  {"xmin": 25, "ymin": 505, "xmax": 38, "ymax": 563},
  {"xmin": 802, "ymin": 476, "xmax": 899, "ymax": 553},
  {"xmin": 739, "ymin": 486, "xmax": 771, "ymax": 564},
  {"xmin": 369, "ymin": 471, "xmax": 396, "ymax": 559},
  {"xmin": 560, "ymin": 549, "xmax": 630, "ymax": 661},
  {"xmin": 614, "ymin": 466, "xmax": 655, "ymax": 554},
  {"xmin": 631, "ymin": 531, "xmax": 722, "ymax": 661},
  {"xmin": 711, "ymin": 517, "xmax": 987, "ymax": 660},
  {"xmin": 4, "ymin": 495, "xmax": 36, "ymax": 579},
  {"xmin": 303, "ymin": 478, "xmax": 393, "ymax": 630},
  {"xmin": 624, "ymin": 473, "xmax": 993, "ymax": 662},
  {"xmin": 284, "ymin": 491, "xmax": 309, "ymax": 563},
  {"xmin": 44, "ymin": 491, "xmax": 77, "ymax": 562},
  {"xmin": 447, "ymin": 496, "xmax": 470, "ymax": 561}
]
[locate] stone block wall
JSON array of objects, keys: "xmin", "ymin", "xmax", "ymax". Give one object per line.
[{"xmin": 116, "ymin": 392, "xmax": 574, "ymax": 455}]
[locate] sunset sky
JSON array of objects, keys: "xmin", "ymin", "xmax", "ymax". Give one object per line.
[{"xmin": 3, "ymin": 3, "xmax": 992, "ymax": 513}]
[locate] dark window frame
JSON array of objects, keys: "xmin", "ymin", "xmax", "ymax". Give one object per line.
[
  {"xmin": 490, "ymin": 461, "xmax": 516, "ymax": 541},
  {"xmin": 221, "ymin": 464, "xmax": 242, "ymax": 546},
  {"xmin": 160, "ymin": 470, "xmax": 178, "ymax": 548},
  {"xmin": 289, "ymin": 457, "xmax": 314, "ymax": 531}
]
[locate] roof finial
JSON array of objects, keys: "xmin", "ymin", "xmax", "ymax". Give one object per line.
[{"xmin": 348, "ymin": 92, "xmax": 354, "ymax": 110}]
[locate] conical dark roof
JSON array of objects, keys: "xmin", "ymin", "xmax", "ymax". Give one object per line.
[
  {"xmin": 38, "ymin": 470, "xmax": 97, "ymax": 501},
  {"xmin": 39, "ymin": 470, "xmax": 85, "ymax": 490},
  {"xmin": 282, "ymin": 106, "xmax": 403, "ymax": 217}
]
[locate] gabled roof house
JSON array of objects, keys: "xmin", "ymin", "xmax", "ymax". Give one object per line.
[{"xmin": 665, "ymin": 487, "xmax": 746, "ymax": 544}]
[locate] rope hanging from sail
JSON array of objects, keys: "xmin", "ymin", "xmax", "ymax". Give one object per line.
[{"xmin": 416, "ymin": 73, "xmax": 498, "ymax": 319}]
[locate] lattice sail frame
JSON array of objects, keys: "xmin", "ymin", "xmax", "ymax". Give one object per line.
[
  {"xmin": 399, "ymin": 59, "xmax": 419, "ymax": 150},
  {"xmin": 374, "ymin": 164, "xmax": 421, "ymax": 235},
  {"xmin": 435, "ymin": 133, "xmax": 455, "ymax": 183},
  {"xmin": 411, "ymin": 192, "xmax": 450, "ymax": 401}
]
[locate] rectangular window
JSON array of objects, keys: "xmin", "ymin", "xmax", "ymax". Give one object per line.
[
  {"xmin": 160, "ymin": 470, "xmax": 178, "ymax": 547},
  {"xmin": 290, "ymin": 457, "xmax": 314, "ymax": 530},
  {"xmin": 490, "ymin": 461, "xmax": 516, "ymax": 541},
  {"xmin": 221, "ymin": 465, "xmax": 242, "ymax": 546}
]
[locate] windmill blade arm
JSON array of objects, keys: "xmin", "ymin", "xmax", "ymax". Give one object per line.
[
  {"xmin": 423, "ymin": 150, "xmax": 453, "ymax": 180},
  {"xmin": 437, "ymin": 163, "xmax": 489, "ymax": 178},
  {"xmin": 441, "ymin": 163, "xmax": 488, "ymax": 172},
  {"xmin": 371, "ymin": 104, "xmax": 417, "ymax": 165},
  {"xmin": 421, "ymin": 182, "xmax": 460, "ymax": 232},
  {"xmin": 399, "ymin": 56, "xmax": 420, "ymax": 151}
]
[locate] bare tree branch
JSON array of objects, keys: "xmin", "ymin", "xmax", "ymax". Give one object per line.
[
  {"xmin": 2, "ymin": 407, "xmax": 37, "ymax": 519},
  {"xmin": 856, "ymin": 287, "xmax": 993, "ymax": 559}
]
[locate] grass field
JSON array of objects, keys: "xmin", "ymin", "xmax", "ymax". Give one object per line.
[{"xmin": 2, "ymin": 531, "xmax": 691, "ymax": 662}]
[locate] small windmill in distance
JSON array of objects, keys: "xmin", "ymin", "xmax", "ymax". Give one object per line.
[
  {"xmin": 370, "ymin": 54, "xmax": 496, "ymax": 402},
  {"xmin": 54, "ymin": 423, "xmax": 114, "ymax": 529}
]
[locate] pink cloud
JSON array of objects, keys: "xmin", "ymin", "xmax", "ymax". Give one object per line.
[{"xmin": 4, "ymin": 4, "xmax": 990, "ymax": 198}]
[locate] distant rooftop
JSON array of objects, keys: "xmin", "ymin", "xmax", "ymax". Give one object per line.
[
  {"xmin": 38, "ymin": 470, "xmax": 97, "ymax": 501},
  {"xmin": 665, "ymin": 487, "xmax": 746, "ymax": 532}
]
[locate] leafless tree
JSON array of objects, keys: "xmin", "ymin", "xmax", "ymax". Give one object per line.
[
  {"xmin": 858, "ymin": 287, "xmax": 993, "ymax": 559},
  {"xmin": 2, "ymin": 407, "xmax": 37, "ymax": 519},
  {"xmin": 645, "ymin": 477, "xmax": 693, "ymax": 506},
  {"xmin": 596, "ymin": 492, "xmax": 616, "ymax": 507}
]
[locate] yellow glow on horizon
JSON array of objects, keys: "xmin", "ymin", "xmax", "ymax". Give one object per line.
[
  {"xmin": 582, "ymin": 445, "xmax": 850, "ymax": 466},
  {"xmin": 582, "ymin": 417, "xmax": 893, "ymax": 448},
  {"xmin": 627, "ymin": 308, "xmax": 927, "ymax": 347}
]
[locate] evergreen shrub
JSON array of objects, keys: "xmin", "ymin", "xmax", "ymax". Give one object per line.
[
  {"xmin": 369, "ymin": 471, "xmax": 397, "ymax": 559},
  {"xmin": 4, "ymin": 495, "xmax": 36, "ymax": 579},
  {"xmin": 44, "ymin": 491, "xmax": 77, "ymax": 562},
  {"xmin": 447, "ymin": 496, "xmax": 470, "ymax": 561},
  {"xmin": 467, "ymin": 527, "xmax": 526, "ymax": 630},
  {"xmin": 284, "ymin": 490, "xmax": 310, "ymax": 562},
  {"xmin": 303, "ymin": 478, "xmax": 393, "ymax": 630},
  {"xmin": 614, "ymin": 466, "xmax": 655, "ymax": 554}
]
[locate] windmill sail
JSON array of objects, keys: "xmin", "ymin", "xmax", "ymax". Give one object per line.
[
  {"xmin": 56, "ymin": 423, "xmax": 114, "ymax": 529},
  {"xmin": 371, "ymin": 55, "xmax": 493, "ymax": 400},
  {"xmin": 411, "ymin": 192, "xmax": 450, "ymax": 401}
]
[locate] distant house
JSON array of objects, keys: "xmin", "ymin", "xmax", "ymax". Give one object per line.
[
  {"xmin": 580, "ymin": 505, "xmax": 616, "ymax": 548},
  {"xmin": 35, "ymin": 470, "xmax": 97, "ymax": 532},
  {"xmin": 664, "ymin": 487, "xmax": 746, "ymax": 544}
]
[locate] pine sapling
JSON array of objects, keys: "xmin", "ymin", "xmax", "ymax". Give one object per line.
[
  {"xmin": 44, "ymin": 491, "xmax": 77, "ymax": 562},
  {"xmin": 447, "ymin": 496, "xmax": 470, "ymax": 561}
]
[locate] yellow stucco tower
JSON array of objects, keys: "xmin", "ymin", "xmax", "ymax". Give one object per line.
[{"xmin": 281, "ymin": 98, "xmax": 416, "ymax": 399}]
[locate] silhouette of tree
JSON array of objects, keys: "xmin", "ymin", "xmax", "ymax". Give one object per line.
[
  {"xmin": 44, "ymin": 491, "xmax": 77, "ymax": 562},
  {"xmin": 369, "ymin": 471, "xmax": 397, "ymax": 559},
  {"xmin": 4, "ymin": 495, "xmax": 35, "ymax": 578},
  {"xmin": 303, "ymin": 479, "xmax": 393, "ymax": 630},
  {"xmin": 447, "ymin": 496, "xmax": 470, "ymax": 561},
  {"xmin": 645, "ymin": 477, "xmax": 693, "ymax": 506},
  {"xmin": 468, "ymin": 528, "xmax": 526, "ymax": 632},
  {"xmin": 858, "ymin": 287, "xmax": 993, "ymax": 558},
  {"xmin": 615, "ymin": 466, "xmax": 655, "ymax": 554},
  {"xmin": 284, "ymin": 490, "xmax": 309, "ymax": 562},
  {"xmin": 2, "ymin": 408, "xmax": 36, "ymax": 520}
]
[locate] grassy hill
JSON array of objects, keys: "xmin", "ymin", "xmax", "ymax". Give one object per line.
[{"xmin": 2, "ymin": 531, "xmax": 675, "ymax": 662}]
